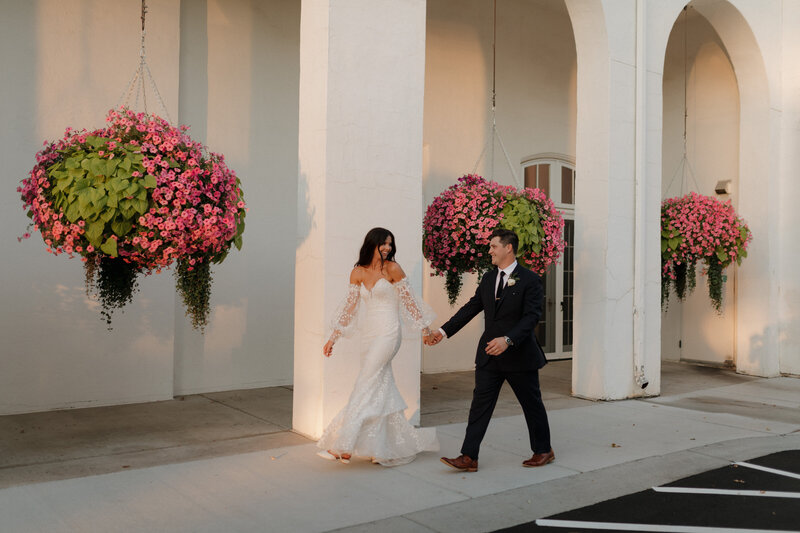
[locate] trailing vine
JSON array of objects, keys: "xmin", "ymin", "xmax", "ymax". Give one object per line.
[
  {"xmin": 176, "ymin": 258, "xmax": 212, "ymax": 332},
  {"xmin": 88, "ymin": 256, "xmax": 142, "ymax": 328}
]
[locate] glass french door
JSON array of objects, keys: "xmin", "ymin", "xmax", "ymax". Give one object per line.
[{"xmin": 525, "ymin": 159, "xmax": 575, "ymax": 360}]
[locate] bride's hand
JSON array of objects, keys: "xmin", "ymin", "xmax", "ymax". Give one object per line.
[{"xmin": 323, "ymin": 340, "xmax": 335, "ymax": 357}]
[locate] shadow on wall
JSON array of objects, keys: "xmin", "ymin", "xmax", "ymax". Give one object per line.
[
  {"xmin": 297, "ymin": 171, "xmax": 315, "ymax": 249},
  {"xmin": 244, "ymin": 0, "xmax": 300, "ymax": 384},
  {"xmin": 745, "ymin": 323, "xmax": 779, "ymax": 376},
  {"xmin": 178, "ymin": 0, "xmax": 208, "ymax": 143},
  {"xmin": 174, "ymin": 0, "xmax": 210, "ymax": 386},
  {"xmin": 174, "ymin": 0, "xmax": 301, "ymax": 392}
]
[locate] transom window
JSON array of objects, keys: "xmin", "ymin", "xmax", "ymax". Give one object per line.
[{"xmin": 522, "ymin": 156, "xmax": 575, "ymax": 207}]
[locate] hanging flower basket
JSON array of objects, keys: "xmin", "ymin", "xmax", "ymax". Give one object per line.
[
  {"xmin": 18, "ymin": 107, "xmax": 246, "ymax": 330},
  {"xmin": 423, "ymin": 174, "xmax": 565, "ymax": 304},
  {"xmin": 661, "ymin": 192, "xmax": 751, "ymax": 313}
]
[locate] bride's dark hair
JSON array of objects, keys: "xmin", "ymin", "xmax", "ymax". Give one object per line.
[{"xmin": 355, "ymin": 227, "xmax": 396, "ymax": 267}]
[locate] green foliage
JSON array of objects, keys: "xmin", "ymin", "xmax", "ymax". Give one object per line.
[
  {"xmin": 707, "ymin": 259, "xmax": 725, "ymax": 313},
  {"xmin": 500, "ymin": 197, "xmax": 544, "ymax": 255},
  {"xmin": 176, "ymin": 259, "xmax": 213, "ymax": 332},
  {"xmin": 661, "ymin": 267, "xmax": 672, "ymax": 312},
  {"xmin": 85, "ymin": 256, "xmax": 142, "ymax": 328},
  {"xmin": 660, "ymin": 258, "xmax": 726, "ymax": 314},
  {"xmin": 444, "ymin": 270, "xmax": 464, "ymax": 306},
  {"xmin": 673, "ymin": 262, "xmax": 689, "ymax": 301},
  {"xmin": 46, "ymin": 135, "xmax": 152, "ymax": 256},
  {"xmin": 661, "ymin": 225, "xmax": 684, "ymax": 264},
  {"xmin": 687, "ymin": 261, "xmax": 697, "ymax": 294}
]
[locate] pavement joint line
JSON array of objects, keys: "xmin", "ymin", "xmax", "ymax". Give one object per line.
[
  {"xmin": 534, "ymin": 519, "xmax": 800, "ymax": 533},
  {"xmin": 391, "ymin": 465, "xmax": 476, "ymax": 501},
  {"xmin": 0, "ymin": 430, "xmax": 299, "ymax": 471},
  {"xmin": 402, "ymin": 515, "xmax": 438, "ymax": 532},
  {"xmin": 628, "ymin": 401, "xmax": 799, "ymax": 434},
  {"xmin": 663, "ymin": 418, "xmax": 788, "ymax": 436},
  {"xmin": 198, "ymin": 393, "xmax": 290, "ymax": 427},
  {"xmin": 652, "ymin": 486, "xmax": 800, "ymax": 498},
  {"xmin": 734, "ymin": 461, "xmax": 800, "ymax": 480}
]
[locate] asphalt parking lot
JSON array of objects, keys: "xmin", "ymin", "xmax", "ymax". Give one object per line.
[{"xmin": 500, "ymin": 450, "xmax": 800, "ymax": 533}]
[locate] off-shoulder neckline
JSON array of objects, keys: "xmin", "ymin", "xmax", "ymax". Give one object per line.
[{"xmin": 361, "ymin": 277, "xmax": 393, "ymax": 292}]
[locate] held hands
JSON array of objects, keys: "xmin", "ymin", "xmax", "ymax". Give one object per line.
[
  {"xmin": 485, "ymin": 337, "xmax": 509, "ymax": 356},
  {"xmin": 323, "ymin": 339, "xmax": 335, "ymax": 357},
  {"xmin": 424, "ymin": 329, "xmax": 443, "ymax": 346}
]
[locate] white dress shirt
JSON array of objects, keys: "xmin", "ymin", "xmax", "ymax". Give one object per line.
[{"xmin": 494, "ymin": 260, "xmax": 518, "ymax": 298}]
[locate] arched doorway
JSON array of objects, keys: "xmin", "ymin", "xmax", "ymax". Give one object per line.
[
  {"xmin": 660, "ymin": 0, "xmax": 777, "ymax": 377},
  {"xmin": 422, "ymin": 0, "xmax": 577, "ymax": 373},
  {"xmin": 661, "ymin": 6, "xmax": 740, "ymax": 369}
]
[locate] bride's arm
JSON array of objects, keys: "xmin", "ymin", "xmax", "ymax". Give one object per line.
[
  {"xmin": 324, "ymin": 268, "xmax": 362, "ymax": 357},
  {"xmin": 387, "ymin": 262, "xmax": 435, "ymax": 335}
]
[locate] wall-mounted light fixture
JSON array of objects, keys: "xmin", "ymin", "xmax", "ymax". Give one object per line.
[{"xmin": 714, "ymin": 180, "xmax": 732, "ymax": 195}]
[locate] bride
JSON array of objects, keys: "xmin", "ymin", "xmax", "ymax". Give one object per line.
[{"xmin": 317, "ymin": 227, "xmax": 439, "ymax": 466}]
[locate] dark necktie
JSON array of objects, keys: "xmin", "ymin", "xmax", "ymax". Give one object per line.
[{"xmin": 496, "ymin": 271, "xmax": 505, "ymax": 301}]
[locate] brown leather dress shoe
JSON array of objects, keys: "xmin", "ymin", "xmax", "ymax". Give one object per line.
[
  {"xmin": 522, "ymin": 449, "xmax": 555, "ymax": 467},
  {"xmin": 441, "ymin": 454, "xmax": 478, "ymax": 472}
]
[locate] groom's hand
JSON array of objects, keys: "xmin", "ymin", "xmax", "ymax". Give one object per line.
[
  {"xmin": 425, "ymin": 330, "xmax": 443, "ymax": 346},
  {"xmin": 485, "ymin": 337, "xmax": 509, "ymax": 356}
]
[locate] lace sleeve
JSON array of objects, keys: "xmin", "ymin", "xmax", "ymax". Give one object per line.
[
  {"xmin": 394, "ymin": 278, "xmax": 436, "ymax": 331},
  {"xmin": 329, "ymin": 284, "xmax": 361, "ymax": 342}
]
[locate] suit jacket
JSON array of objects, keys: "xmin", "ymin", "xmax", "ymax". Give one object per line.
[{"xmin": 441, "ymin": 264, "xmax": 547, "ymax": 372}]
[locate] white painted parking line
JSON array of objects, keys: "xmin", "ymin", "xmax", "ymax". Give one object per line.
[
  {"xmin": 734, "ymin": 461, "xmax": 800, "ymax": 480},
  {"xmin": 652, "ymin": 486, "xmax": 800, "ymax": 498},
  {"xmin": 535, "ymin": 519, "xmax": 800, "ymax": 532}
]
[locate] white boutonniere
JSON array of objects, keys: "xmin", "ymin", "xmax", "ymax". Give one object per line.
[{"xmin": 506, "ymin": 275, "xmax": 518, "ymax": 287}]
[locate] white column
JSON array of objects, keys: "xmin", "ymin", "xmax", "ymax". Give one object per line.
[
  {"xmin": 778, "ymin": 0, "xmax": 800, "ymax": 376},
  {"xmin": 566, "ymin": 0, "xmax": 661, "ymax": 400},
  {"xmin": 293, "ymin": 0, "xmax": 428, "ymax": 439}
]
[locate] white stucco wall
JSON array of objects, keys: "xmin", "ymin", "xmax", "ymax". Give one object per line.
[
  {"xmin": 173, "ymin": 0, "xmax": 299, "ymax": 395},
  {"xmin": 778, "ymin": 0, "xmax": 800, "ymax": 377},
  {"xmin": 660, "ymin": 8, "xmax": 740, "ymax": 367},
  {"xmin": 422, "ymin": 0, "xmax": 576, "ymax": 373},
  {"xmin": 694, "ymin": 0, "xmax": 780, "ymax": 377},
  {"xmin": 2, "ymin": 0, "xmax": 796, "ymax": 417},
  {"xmin": 0, "ymin": 0, "xmax": 299, "ymax": 415},
  {"xmin": 0, "ymin": 0, "xmax": 180, "ymax": 415}
]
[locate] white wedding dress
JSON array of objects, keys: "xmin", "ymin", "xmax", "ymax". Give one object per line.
[{"xmin": 317, "ymin": 277, "xmax": 439, "ymax": 466}]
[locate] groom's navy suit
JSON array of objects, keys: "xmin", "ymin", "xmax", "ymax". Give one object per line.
[{"xmin": 441, "ymin": 263, "xmax": 551, "ymax": 459}]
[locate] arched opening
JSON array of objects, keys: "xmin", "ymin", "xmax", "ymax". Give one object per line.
[
  {"xmin": 660, "ymin": 0, "xmax": 776, "ymax": 377},
  {"xmin": 422, "ymin": 0, "xmax": 577, "ymax": 373},
  {"xmin": 661, "ymin": 6, "xmax": 740, "ymax": 369}
]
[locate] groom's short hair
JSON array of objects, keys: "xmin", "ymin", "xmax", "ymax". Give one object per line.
[{"xmin": 490, "ymin": 228, "xmax": 518, "ymax": 254}]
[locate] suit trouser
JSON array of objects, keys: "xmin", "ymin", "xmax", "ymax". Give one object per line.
[{"xmin": 460, "ymin": 360, "xmax": 551, "ymax": 460}]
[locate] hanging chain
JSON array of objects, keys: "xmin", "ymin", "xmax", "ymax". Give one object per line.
[
  {"xmin": 472, "ymin": 0, "xmax": 522, "ymax": 188},
  {"xmin": 116, "ymin": 0, "xmax": 172, "ymax": 122},
  {"xmin": 682, "ymin": 6, "xmax": 688, "ymax": 165},
  {"xmin": 666, "ymin": 6, "xmax": 700, "ymax": 196},
  {"xmin": 490, "ymin": 0, "xmax": 497, "ymax": 180}
]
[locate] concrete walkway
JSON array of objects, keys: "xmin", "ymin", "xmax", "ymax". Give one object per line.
[{"xmin": 1, "ymin": 361, "xmax": 798, "ymax": 532}]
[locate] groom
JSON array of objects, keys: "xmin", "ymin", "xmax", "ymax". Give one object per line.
[{"xmin": 427, "ymin": 228, "xmax": 553, "ymax": 472}]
